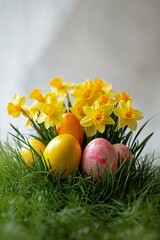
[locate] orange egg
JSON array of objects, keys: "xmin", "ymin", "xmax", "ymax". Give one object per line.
[
  {"xmin": 43, "ymin": 134, "xmax": 82, "ymax": 179},
  {"xmin": 56, "ymin": 112, "xmax": 84, "ymax": 145}
]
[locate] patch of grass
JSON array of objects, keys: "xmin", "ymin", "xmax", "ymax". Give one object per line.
[{"xmin": 0, "ymin": 140, "xmax": 160, "ymax": 240}]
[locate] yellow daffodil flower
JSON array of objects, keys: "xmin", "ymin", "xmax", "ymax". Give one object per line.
[
  {"xmin": 70, "ymin": 79, "xmax": 97, "ymax": 106},
  {"xmin": 97, "ymin": 92, "xmax": 116, "ymax": 106},
  {"xmin": 113, "ymin": 100, "xmax": 144, "ymax": 131},
  {"xmin": 26, "ymin": 101, "xmax": 43, "ymax": 124},
  {"xmin": 29, "ymin": 88, "xmax": 44, "ymax": 102},
  {"xmin": 37, "ymin": 99, "xmax": 66, "ymax": 129},
  {"xmin": 80, "ymin": 101, "xmax": 114, "ymax": 137},
  {"xmin": 94, "ymin": 79, "xmax": 115, "ymax": 103},
  {"xmin": 93, "ymin": 78, "xmax": 106, "ymax": 92},
  {"xmin": 70, "ymin": 102, "xmax": 86, "ymax": 121},
  {"xmin": 49, "ymin": 77, "xmax": 73, "ymax": 96},
  {"xmin": 43, "ymin": 91, "xmax": 60, "ymax": 103},
  {"xmin": 28, "ymin": 91, "xmax": 59, "ymax": 121},
  {"xmin": 7, "ymin": 93, "xmax": 26, "ymax": 118},
  {"xmin": 115, "ymin": 91, "xmax": 132, "ymax": 103}
]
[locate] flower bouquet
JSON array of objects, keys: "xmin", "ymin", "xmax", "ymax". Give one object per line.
[{"xmin": 7, "ymin": 77, "xmax": 153, "ymax": 180}]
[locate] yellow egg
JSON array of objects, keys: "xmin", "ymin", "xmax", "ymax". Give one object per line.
[
  {"xmin": 20, "ymin": 138, "xmax": 46, "ymax": 167},
  {"xmin": 56, "ymin": 112, "xmax": 84, "ymax": 145},
  {"xmin": 43, "ymin": 134, "xmax": 82, "ymax": 179}
]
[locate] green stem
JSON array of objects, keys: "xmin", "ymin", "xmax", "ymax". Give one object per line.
[
  {"xmin": 30, "ymin": 119, "xmax": 47, "ymax": 140},
  {"xmin": 21, "ymin": 108, "xmax": 46, "ymax": 140},
  {"xmin": 66, "ymin": 93, "xmax": 72, "ymax": 109}
]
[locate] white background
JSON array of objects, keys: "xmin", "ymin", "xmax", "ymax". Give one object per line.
[{"xmin": 0, "ymin": 0, "xmax": 160, "ymax": 154}]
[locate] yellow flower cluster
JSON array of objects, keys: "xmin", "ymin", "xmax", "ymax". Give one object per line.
[{"xmin": 7, "ymin": 77, "xmax": 144, "ymax": 138}]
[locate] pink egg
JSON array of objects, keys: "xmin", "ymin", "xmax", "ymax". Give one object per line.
[
  {"xmin": 81, "ymin": 138, "xmax": 118, "ymax": 179},
  {"xmin": 113, "ymin": 143, "xmax": 133, "ymax": 164}
]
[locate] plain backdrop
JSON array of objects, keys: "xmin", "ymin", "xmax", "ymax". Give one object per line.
[{"xmin": 0, "ymin": 0, "xmax": 160, "ymax": 154}]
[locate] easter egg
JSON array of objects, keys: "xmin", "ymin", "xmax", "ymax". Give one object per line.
[
  {"xmin": 81, "ymin": 138, "xmax": 117, "ymax": 179},
  {"xmin": 113, "ymin": 143, "xmax": 133, "ymax": 164},
  {"xmin": 20, "ymin": 138, "xmax": 46, "ymax": 166},
  {"xmin": 56, "ymin": 112, "xmax": 84, "ymax": 145},
  {"xmin": 43, "ymin": 134, "xmax": 82, "ymax": 179}
]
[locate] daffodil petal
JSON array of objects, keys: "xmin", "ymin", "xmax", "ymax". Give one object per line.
[
  {"xmin": 25, "ymin": 119, "xmax": 31, "ymax": 127},
  {"xmin": 85, "ymin": 126, "xmax": 96, "ymax": 137},
  {"xmin": 80, "ymin": 116, "xmax": 93, "ymax": 127},
  {"xmin": 114, "ymin": 107, "xmax": 124, "ymax": 117},
  {"xmin": 17, "ymin": 96, "xmax": 26, "ymax": 106},
  {"xmin": 135, "ymin": 110, "xmax": 144, "ymax": 120},
  {"xmin": 44, "ymin": 117, "xmax": 53, "ymax": 129},
  {"xmin": 96, "ymin": 123, "xmax": 105, "ymax": 133},
  {"xmin": 13, "ymin": 93, "xmax": 19, "ymax": 102},
  {"xmin": 104, "ymin": 116, "xmax": 115, "ymax": 125},
  {"xmin": 118, "ymin": 117, "xmax": 127, "ymax": 129},
  {"xmin": 102, "ymin": 104, "xmax": 113, "ymax": 115},
  {"xmin": 51, "ymin": 115, "xmax": 63, "ymax": 126},
  {"xmin": 37, "ymin": 113, "xmax": 47, "ymax": 124},
  {"xmin": 83, "ymin": 106, "xmax": 93, "ymax": 116},
  {"xmin": 128, "ymin": 119, "xmax": 137, "ymax": 131}
]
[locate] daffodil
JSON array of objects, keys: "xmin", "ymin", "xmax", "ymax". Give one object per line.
[
  {"xmin": 93, "ymin": 78, "xmax": 106, "ymax": 92},
  {"xmin": 70, "ymin": 79, "xmax": 97, "ymax": 106},
  {"xmin": 94, "ymin": 79, "xmax": 116, "ymax": 104},
  {"xmin": 80, "ymin": 101, "xmax": 114, "ymax": 137},
  {"xmin": 49, "ymin": 77, "xmax": 73, "ymax": 96},
  {"xmin": 43, "ymin": 91, "xmax": 60, "ymax": 103},
  {"xmin": 37, "ymin": 98, "xmax": 66, "ymax": 129},
  {"xmin": 97, "ymin": 92, "xmax": 116, "ymax": 106},
  {"xmin": 115, "ymin": 91, "xmax": 132, "ymax": 103},
  {"xmin": 7, "ymin": 93, "xmax": 26, "ymax": 118},
  {"xmin": 113, "ymin": 100, "xmax": 144, "ymax": 131},
  {"xmin": 29, "ymin": 88, "xmax": 44, "ymax": 102},
  {"xmin": 70, "ymin": 102, "xmax": 86, "ymax": 121},
  {"xmin": 28, "ymin": 91, "xmax": 59, "ymax": 120},
  {"xmin": 24, "ymin": 101, "xmax": 43, "ymax": 127},
  {"xmin": 27, "ymin": 90, "xmax": 66, "ymax": 129}
]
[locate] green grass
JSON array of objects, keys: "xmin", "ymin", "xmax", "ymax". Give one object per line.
[{"xmin": 0, "ymin": 140, "xmax": 160, "ymax": 240}]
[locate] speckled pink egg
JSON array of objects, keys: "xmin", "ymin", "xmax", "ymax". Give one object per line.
[
  {"xmin": 113, "ymin": 143, "xmax": 133, "ymax": 164},
  {"xmin": 81, "ymin": 138, "xmax": 118, "ymax": 179}
]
